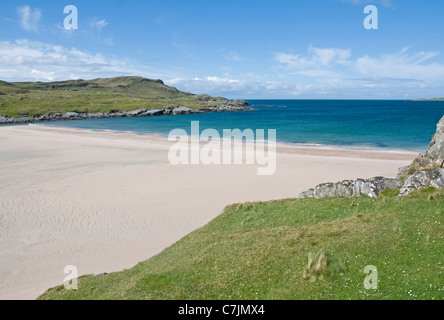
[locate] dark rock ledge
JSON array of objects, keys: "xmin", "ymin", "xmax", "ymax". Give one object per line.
[{"xmin": 0, "ymin": 103, "xmax": 253, "ymax": 125}]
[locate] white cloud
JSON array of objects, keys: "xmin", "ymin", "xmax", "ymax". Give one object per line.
[
  {"xmin": 165, "ymin": 76, "xmax": 344, "ymax": 98},
  {"xmin": 353, "ymin": 48, "xmax": 444, "ymax": 81},
  {"xmin": 90, "ymin": 18, "xmax": 109, "ymax": 34},
  {"xmin": 275, "ymin": 46, "xmax": 351, "ymax": 77},
  {"xmin": 93, "ymin": 19, "xmax": 109, "ymax": 30},
  {"xmin": 168, "ymin": 45, "xmax": 444, "ymax": 98},
  {"xmin": 17, "ymin": 6, "xmax": 42, "ymax": 31},
  {"xmin": 0, "ymin": 40, "xmax": 142, "ymax": 81},
  {"xmin": 167, "ymin": 76, "xmax": 247, "ymax": 95},
  {"xmin": 275, "ymin": 45, "xmax": 444, "ymax": 84}
]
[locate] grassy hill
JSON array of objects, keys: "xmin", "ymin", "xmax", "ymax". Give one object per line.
[
  {"xmin": 39, "ymin": 187, "xmax": 443, "ymax": 300},
  {"xmin": 0, "ymin": 76, "xmax": 238, "ymax": 118}
]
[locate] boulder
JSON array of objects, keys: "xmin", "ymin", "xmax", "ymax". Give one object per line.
[
  {"xmin": 172, "ymin": 106, "xmax": 193, "ymax": 115},
  {"xmin": 163, "ymin": 108, "xmax": 173, "ymax": 115},
  {"xmin": 398, "ymin": 168, "xmax": 444, "ymax": 196},
  {"xmin": 126, "ymin": 109, "xmax": 147, "ymax": 117},
  {"xmin": 144, "ymin": 109, "xmax": 164, "ymax": 116},
  {"xmin": 298, "ymin": 176, "xmax": 402, "ymax": 199},
  {"xmin": 64, "ymin": 112, "xmax": 80, "ymax": 118},
  {"xmin": 87, "ymin": 113, "xmax": 104, "ymax": 119},
  {"xmin": 0, "ymin": 115, "xmax": 11, "ymax": 123}
]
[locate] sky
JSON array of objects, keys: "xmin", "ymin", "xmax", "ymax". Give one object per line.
[{"xmin": 0, "ymin": 0, "xmax": 443, "ymax": 99}]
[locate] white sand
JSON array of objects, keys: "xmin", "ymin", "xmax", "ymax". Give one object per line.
[{"xmin": 0, "ymin": 125, "xmax": 417, "ymax": 299}]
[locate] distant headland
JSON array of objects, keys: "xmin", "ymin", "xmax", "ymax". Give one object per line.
[
  {"xmin": 0, "ymin": 76, "xmax": 252, "ymax": 124},
  {"xmin": 408, "ymin": 98, "xmax": 444, "ymax": 101}
]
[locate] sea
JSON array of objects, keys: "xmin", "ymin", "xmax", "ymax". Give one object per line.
[{"xmin": 39, "ymin": 100, "xmax": 444, "ymax": 152}]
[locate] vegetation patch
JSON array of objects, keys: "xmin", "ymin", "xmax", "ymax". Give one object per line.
[{"xmin": 39, "ymin": 188, "xmax": 444, "ymax": 300}]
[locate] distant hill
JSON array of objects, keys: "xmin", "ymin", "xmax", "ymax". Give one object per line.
[
  {"xmin": 409, "ymin": 98, "xmax": 444, "ymax": 101},
  {"xmin": 0, "ymin": 76, "xmax": 248, "ymax": 118}
]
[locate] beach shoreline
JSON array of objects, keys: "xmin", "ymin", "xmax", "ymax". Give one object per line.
[
  {"xmin": 20, "ymin": 123, "xmax": 422, "ymax": 158},
  {"xmin": 0, "ymin": 125, "xmax": 417, "ymax": 299}
]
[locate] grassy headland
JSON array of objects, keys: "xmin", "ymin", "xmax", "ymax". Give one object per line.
[
  {"xmin": 39, "ymin": 187, "xmax": 443, "ymax": 300},
  {"xmin": 0, "ymin": 76, "xmax": 242, "ymax": 118}
]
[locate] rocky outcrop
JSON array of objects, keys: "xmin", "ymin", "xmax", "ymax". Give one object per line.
[
  {"xmin": 298, "ymin": 169, "xmax": 444, "ymax": 199},
  {"xmin": 0, "ymin": 104, "xmax": 253, "ymax": 124},
  {"xmin": 298, "ymin": 177, "xmax": 402, "ymax": 199},
  {"xmin": 398, "ymin": 168, "xmax": 444, "ymax": 196},
  {"xmin": 298, "ymin": 115, "xmax": 444, "ymax": 199},
  {"xmin": 411, "ymin": 115, "xmax": 444, "ymax": 168}
]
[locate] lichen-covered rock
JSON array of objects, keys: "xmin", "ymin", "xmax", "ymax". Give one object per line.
[
  {"xmin": 398, "ymin": 168, "xmax": 444, "ymax": 196},
  {"xmin": 396, "ymin": 166, "xmax": 410, "ymax": 180},
  {"xmin": 298, "ymin": 176, "xmax": 402, "ymax": 199},
  {"xmin": 412, "ymin": 116, "xmax": 444, "ymax": 168}
]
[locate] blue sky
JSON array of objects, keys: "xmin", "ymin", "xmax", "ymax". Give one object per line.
[{"xmin": 0, "ymin": 0, "xmax": 443, "ymax": 99}]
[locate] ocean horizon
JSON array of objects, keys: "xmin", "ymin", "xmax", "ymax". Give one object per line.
[{"xmin": 36, "ymin": 99, "xmax": 444, "ymax": 152}]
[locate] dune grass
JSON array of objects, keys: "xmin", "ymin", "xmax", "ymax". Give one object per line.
[
  {"xmin": 38, "ymin": 188, "xmax": 443, "ymax": 300},
  {"xmin": 0, "ymin": 76, "xmax": 231, "ymax": 117}
]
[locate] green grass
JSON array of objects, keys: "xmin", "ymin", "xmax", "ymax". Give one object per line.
[
  {"xmin": 38, "ymin": 188, "xmax": 444, "ymax": 300},
  {"xmin": 0, "ymin": 76, "xmax": 235, "ymax": 117}
]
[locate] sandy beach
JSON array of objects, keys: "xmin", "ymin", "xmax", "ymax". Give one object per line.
[{"xmin": 0, "ymin": 125, "xmax": 418, "ymax": 300}]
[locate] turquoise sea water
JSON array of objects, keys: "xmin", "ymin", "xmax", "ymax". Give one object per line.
[{"xmin": 40, "ymin": 100, "xmax": 444, "ymax": 151}]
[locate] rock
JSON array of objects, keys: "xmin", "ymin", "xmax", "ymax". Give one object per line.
[
  {"xmin": 61, "ymin": 112, "xmax": 84, "ymax": 120},
  {"xmin": 163, "ymin": 108, "xmax": 173, "ymax": 115},
  {"xmin": 172, "ymin": 106, "xmax": 193, "ymax": 115},
  {"xmin": 298, "ymin": 176, "xmax": 402, "ymax": 199},
  {"xmin": 298, "ymin": 188, "xmax": 315, "ymax": 198},
  {"xmin": 64, "ymin": 112, "xmax": 80, "ymax": 118},
  {"xmin": 213, "ymin": 105, "xmax": 252, "ymax": 112},
  {"xmin": 126, "ymin": 109, "xmax": 147, "ymax": 117},
  {"xmin": 197, "ymin": 94, "xmax": 215, "ymax": 102},
  {"xmin": 229, "ymin": 99, "xmax": 251, "ymax": 107},
  {"xmin": 298, "ymin": 116, "xmax": 444, "ymax": 200},
  {"xmin": 412, "ymin": 115, "xmax": 444, "ymax": 168},
  {"xmin": 144, "ymin": 109, "xmax": 164, "ymax": 116},
  {"xmin": 396, "ymin": 166, "xmax": 410, "ymax": 180},
  {"xmin": 95, "ymin": 272, "xmax": 108, "ymax": 276},
  {"xmin": 314, "ymin": 181, "xmax": 351, "ymax": 198},
  {"xmin": 0, "ymin": 115, "xmax": 11, "ymax": 123},
  {"xmin": 87, "ymin": 113, "xmax": 104, "ymax": 119},
  {"xmin": 398, "ymin": 168, "xmax": 444, "ymax": 196}
]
